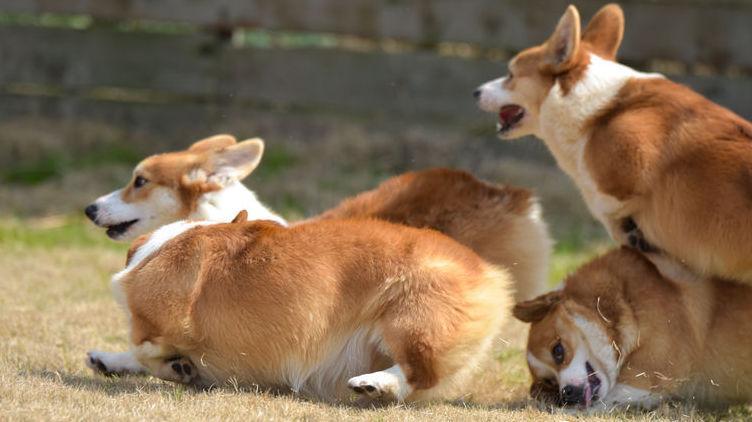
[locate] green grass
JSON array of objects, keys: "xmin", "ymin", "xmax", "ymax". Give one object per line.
[
  {"xmin": 254, "ymin": 145, "xmax": 299, "ymax": 178},
  {"xmin": 0, "ymin": 215, "xmax": 598, "ymax": 285},
  {"xmin": 0, "ymin": 215, "xmax": 126, "ymax": 252},
  {"xmin": 2, "ymin": 146, "xmax": 141, "ymax": 186}
]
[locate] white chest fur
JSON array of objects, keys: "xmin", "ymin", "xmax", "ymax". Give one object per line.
[
  {"xmin": 191, "ymin": 182, "xmax": 287, "ymax": 226},
  {"xmin": 537, "ymin": 55, "xmax": 662, "ymax": 231}
]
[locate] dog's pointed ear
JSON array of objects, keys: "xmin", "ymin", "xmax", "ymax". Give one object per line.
[
  {"xmin": 582, "ymin": 3, "xmax": 624, "ymax": 61},
  {"xmin": 231, "ymin": 210, "xmax": 248, "ymax": 223},
  {"xmin": 513, "ymin": 290, "xmax": 563, "ymax": 323},
  {"xmin": 544, "ymin": 5, "xmax": 581, "ymax": 72},
  {"xmin": 203, "ymin": 138, "xmax": 265, "ymax": 187},
  {"xmin": 188, "ymin": 134, "xmax": 237, "ymax": 152},
  {"xmin": 182, "ymin": 138, "xmax": 264, "ymax": 190}
]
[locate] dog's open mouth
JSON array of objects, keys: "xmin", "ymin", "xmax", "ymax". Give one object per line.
[
  {"xmin": 497, "ymin": 104, "xmax": 525, "ymax": 133},
  {"xmin": 105, "ymin": 219, "xmax": 139, "ymax": 239},
  {"xmin": 584, "ymin": 361, "xmax": 602, "ymax": 407}
]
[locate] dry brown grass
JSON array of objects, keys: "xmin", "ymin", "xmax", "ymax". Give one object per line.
[{"xmin": 1, "ymin": 218, "xmax": 750, "ymax": 421}]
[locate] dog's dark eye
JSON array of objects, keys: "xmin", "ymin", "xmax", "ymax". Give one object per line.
[
  {"xmin": 134, "ymin": 176, "xmax": 148, "ymax": 188},
  {"xmin": 507, "ymin": 71, "xmax": 514, "ymax": 80},
  {"xmin": 552, "ymin": 341, "xmax": 565, "ymax": 365}
]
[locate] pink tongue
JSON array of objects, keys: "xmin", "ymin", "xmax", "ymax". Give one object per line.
[
  {"xmin": 584, "ymin": 382, "xmax": 593, "ymax": 408},
  {"xmin": 498, "ymin": 105, "xmax": 522, "ymax": 123}
]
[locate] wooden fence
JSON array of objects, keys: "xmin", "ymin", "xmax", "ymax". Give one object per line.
[{"xmin": 1, "ymin": 0, "xmax": 752, "ymax": 158}]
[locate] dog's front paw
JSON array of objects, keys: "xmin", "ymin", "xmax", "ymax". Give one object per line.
[
  {"xmin": 86, "ymin": 350, "xmax": 146, "ymax": 376},
  {"xmin": 86, "ymin": 351, "xmax": 112, "ymax": 375}
]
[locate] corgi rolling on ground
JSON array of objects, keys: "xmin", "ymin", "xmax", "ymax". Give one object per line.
[
  {"xmin": 514, "ymin": 248, "xmax": 752, "ymax": 411},
  {"xmin": 475, "ymin": 3, "xmax": 752, "ymax": 283},
  {"xmin": 90, "ymin": 213, "xmax": 511, "ymax": 403}
]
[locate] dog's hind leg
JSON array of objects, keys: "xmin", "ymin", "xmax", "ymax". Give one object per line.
[
  {"xmin": 86, "ymin": 350, "xmax": 147, "ymax": 376},
  {"xmin": 347, "ymin": 364, "xmax": 412, "ymax": 402}
]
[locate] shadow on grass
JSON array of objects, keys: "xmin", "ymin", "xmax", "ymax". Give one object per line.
[
  {"xmin": 27, "ymin": 367, "xmax": 535, "ymax": 411},
  {"xmin": 27, "ymin": 368, "xmax": 304, "ymax": 400},
  {"xmin": 27, "ymin": 368, "xmax": 752, "ymax": 418},
  {"xmin": 27, "ymin": 369, "xmax": 171, "ymax": 396}
]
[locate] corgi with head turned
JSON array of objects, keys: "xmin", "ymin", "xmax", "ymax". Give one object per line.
[
  {"xmin": 90, "ymin": 212, "xmax": 511, "ymax": 403},
  {"xmin": 514, "ymin": 248, "xmax": 752, "ymax": 411},
  {"xmin": 475, "ymin": 3, "xmax": 752, "ymax": 283},
  {"xmin": 84, "ymin": 134, "xmax": 286, "ymax": 240},
  {"xmin": 86, "ymin": 138, "xmax": 551, "ymax": 302}
]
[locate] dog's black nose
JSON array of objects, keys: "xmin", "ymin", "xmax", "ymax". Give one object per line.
[
  {"xmin": 561, "ymin": 384, "xmax": 585, "ymax": 405},
  {"xmin": 84, "ymin": 204, "xmax": 98, "ymax": 221},
  {"xmin": 473, "ymin": 89, "xmax": 482, "ymax": 99}
]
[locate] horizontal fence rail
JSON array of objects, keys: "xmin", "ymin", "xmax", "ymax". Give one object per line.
[
  {"xmin": 3, "ymin": 0, "xmax": 752, "ymax": 69},
  {"xmin": 1, "ymin": 24, "xmax": 751, "ymax": 124}
]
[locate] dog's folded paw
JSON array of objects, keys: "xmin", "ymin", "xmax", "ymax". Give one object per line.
[
  {"xmin": 163, "ymin": 357, "xmax": 198, "ymax": 385},
  {"xmin": 86, "ymin": 350, "xmax": 147, "ymax": 377},
  {"xmin": 347, "ymin": 373, "xmax": 398, "ymax": 401}
]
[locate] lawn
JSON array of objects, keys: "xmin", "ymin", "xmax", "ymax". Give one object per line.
[{"xmin": 1, "ymin": 216, "xmax": 749, "ymax": 421}]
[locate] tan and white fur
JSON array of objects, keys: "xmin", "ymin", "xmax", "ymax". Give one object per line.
[
  {"xmin": 515, "ymin": 247, "xmax": 752, "ymax": 411},
  {"xmin": 315, "ymin": 168, "xmax": 551, "ymax": 302},
  {"xmin": 475, "ymin": 3, "xmax": 752, "ymax": 283},
  {"xmin": 85, "ymin": 134, "xmax": 286, "ymax": 241},
  {"xmin": 91, "ymin": 213, "xmax": 511, "ymax": 403},
  {"xmin": 87, "ymin": 140, "xmax": 552, "ymax": 302}
]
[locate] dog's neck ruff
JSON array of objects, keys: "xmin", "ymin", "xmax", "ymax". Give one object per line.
[
  {"xmin": 536, "ymin": 54, "xmax": 662, "ymax": 179},
  {"xmin": 192, "ymin": 182, "xmax": 287, "ymax": 226}
]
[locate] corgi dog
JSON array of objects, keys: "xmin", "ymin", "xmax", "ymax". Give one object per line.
[
  {"xmin": 87, "ymin": 139, "xmax": 552, "ymax": 302},
  {"xmin": 316, "ymin": 168, "xmax": 551, "ymax": 302},
  {"xmin": 84, "ymin": 134, "xmax": 286, "ymax": 241},
  {"xmin": 88, "ymin": 212, "xmax": 511, "ymax": 403},
  {"xmin": 475, "ymin": 3, "xmax": 752, "ymax": 283},
  {"xmin": 514, "ymin": 247, "xmax": 752, "ymax": 411}
]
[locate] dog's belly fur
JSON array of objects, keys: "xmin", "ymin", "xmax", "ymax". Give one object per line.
[{"xmin": 183, "ymin": 327, "xmax": 387, "ymax": 400}]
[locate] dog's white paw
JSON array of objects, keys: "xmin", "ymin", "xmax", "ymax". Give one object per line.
[
  {"xmin": 347, "ymin": 366, "xmax": 409, "ymax": 401},
  {"xmin": 86, "ymin": 350, "xmax": 146, "ymax": 376}
]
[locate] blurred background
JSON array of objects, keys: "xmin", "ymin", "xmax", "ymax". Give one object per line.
[{"xmin": 1, "ymin": 0, "xmax": 751, "ymax": 248}]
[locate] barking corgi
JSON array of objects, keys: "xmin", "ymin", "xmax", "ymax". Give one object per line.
[
  {"xmin": 475, "ymin": 4, "xmax": 752, "ymax": 283},
  {"xmin": 514, "ymin": 248, "xmax": 752, "ymax": 411},
  {"xmin": 90, "ymin": 214, "xmax": 511, "ymax": 403},
  {"xmin": 84, "ymin": 134, "xmax": 285, "ymax": 240}
]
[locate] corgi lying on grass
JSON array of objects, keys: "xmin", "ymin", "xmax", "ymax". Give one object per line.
[
  {"xmin": 516, "ymin": 248, "xmax": 752, "ymax": 411},
  {"xmin": 91, "ymin": 211, "xmax": 512, "ymax": 403}
]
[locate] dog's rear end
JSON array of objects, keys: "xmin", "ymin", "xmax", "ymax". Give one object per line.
[
  {"xmin": 315, "ymin": 168, "xmax": 552, "ymax": 301},
  {"xmin": 110, "ymin": 216, "xmax": 511, "ymax": 403}
]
